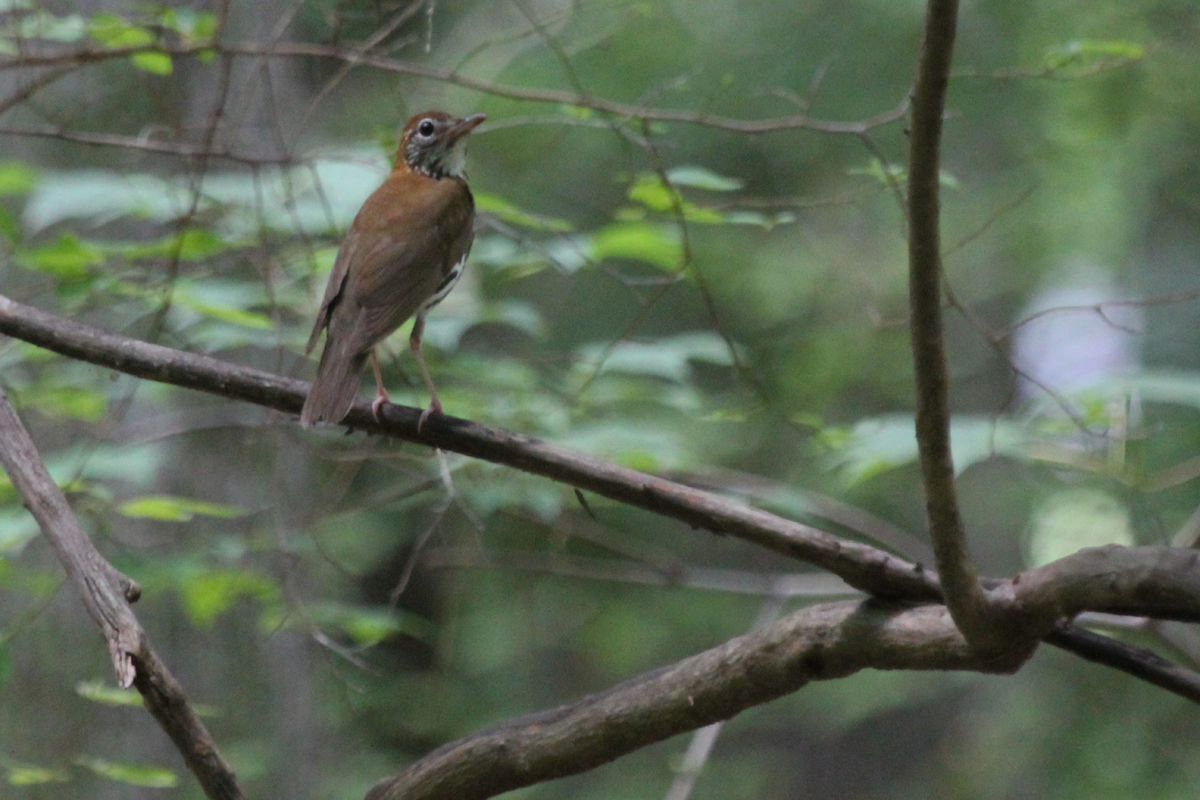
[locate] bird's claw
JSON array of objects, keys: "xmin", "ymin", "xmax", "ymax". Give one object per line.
[
  {"xmin": 417, "ymin": 399, "xmax": 443, "ymax": 433},
  {"xmin": 371, "ymin": 393, "xmax": 389, "ymax": 422}
]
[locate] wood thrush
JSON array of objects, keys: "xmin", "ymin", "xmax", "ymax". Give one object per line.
[{"xmin": 300, "ymin": 110, "xmax": 485, "ymax": 428}]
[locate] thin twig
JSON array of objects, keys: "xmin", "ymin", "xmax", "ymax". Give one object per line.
[
  {"xmin": 663, "ymin": 589, "xmax": 788, "ymax": 800},
  {"xmin": 0, "ymin": 40, "xmax": 910, "ymax": 135}
]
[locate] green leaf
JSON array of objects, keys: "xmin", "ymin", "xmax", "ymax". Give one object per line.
[
  {"xmin": 76, "ymin": 680, "xmax": 142, "ymax": 707},
  {"xmin": 848, "ymin": 158, "xmax": 906, "ymax": 185},
  {"xmin": 129, "ymin": 51, "xmax": 172, "ymax": 76},
  {"xmin": 476, "ymin": 192, "xmax": 572, "ymax": 231},
  {"xmin": 171, "ymin": 227, "xmax": 227, "ymax": 258},
  {"xmin": 561, "ymin": 423, "xmax": 692, "ymax": 473},
  {"xmin": 0, "ymin": 509, "xmax": 39, "ymax": 554},
  {"xmin": 158, "ymin": 9, "xmax": 217, "ymax": 43},
  {"xmin": 0, "ymin": 206, "xmax": 20, "ymax": 244},
  {"xmin": 76, "ymin": 671, "xmax": 217, "ymax": 716},
  {"xmin": 74, "ymin": 756, "xmax": 177, "ymax": 789},
  {"xmin": 306, "ymin": 602, "xmax": 438, "ymax": 646},
  {"xmin": 177, "ymin": 299, "xmax": 273, "ymax": 330},
  {"xmin": 14, "ymin": 10, "xmax": 87, "ymax": 42},
  {"xmin": 665, "ymin": 165, "xmax": 744, "ymax": 191},
  {"xmin": 849, "ymin": 160, "xmax": 956, "ymax": 190},
  {"xmin": 1043, "ymin": 39, "xmax": 1145, "ymax": 73},
  {"xmin": 14, "ymin": 385, "xmax": 108, "ymax": 422},
  {"xmin": 177, "ymin": 568, "xmax": 279, "ymax": 628},
  {"xmin": 1026, "ymin": 489, "xmax": 1134, "ymax": 567},
  {"xmin": 87, "ymin": 13, "xmax": 154, "ymax": 47},
  {"xmin": 720, "ymin": 209, "xmax": 797, "ymax": 229},
  {"xmin": 15, "ymin": 232, "xmax": 106, "ymax": 278},
  {"xmin": 576, "ymin": 332, "xmax": 737, "ymax": 383},
  {"xmin": 7, "ymin": 764, "xmax": 69, "ymax": 786},
  {"xmin": 588, "ymin": 222, "xmax": 681, "ymax": 270},
  {"xmin": 0, "ymin": 161, "xmax": 36, "ymax": 195},
  {"xmin": 171, "ymin": 279, "xmax": 274, "ymax": 330},
  {"xmin": 191, "ymin": 11, "xmax": 218, "ymax": 40},
  {"xmin": 828, "ymin": 414, "xmax": 1030, "ymax": 485},
  {"xmin": 115, "ymin": 227, "xmax": 236, "ymax": 261},
  {"xmin": 117, "ymin": 495, "xmax": 246, "ymax": 522},
  {"xmin": 628, "ymin": 174, "xmax": 725, "ymax": 223},
  {"xmin": 560, "ymin": 104, "xmax": 593, "ymax": 120}
]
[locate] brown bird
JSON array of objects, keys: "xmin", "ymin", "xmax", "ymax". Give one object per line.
[{"xmin": 300, "ymin": 110, "xmax": 486, "ymax": 428}]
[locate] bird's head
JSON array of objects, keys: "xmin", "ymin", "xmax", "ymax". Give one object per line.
[{"xmin": 398, "ymin": 110, "xmax": 486, "ymax": 179}]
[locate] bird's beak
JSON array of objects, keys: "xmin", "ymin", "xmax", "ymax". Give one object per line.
[{"xmin": 445, "ymin": 113, "xmax": 486, "ymax": 144}]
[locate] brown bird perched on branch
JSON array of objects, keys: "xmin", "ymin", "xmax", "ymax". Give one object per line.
[{"xmin": 300, "ymin": 110, "xmax": 486, "ymax": 428}]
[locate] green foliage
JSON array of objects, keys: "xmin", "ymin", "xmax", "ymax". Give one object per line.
[
  {"xmin": 73, "ymin": 756, "xmax": 177, "ymax": 788},
  {"xmin": 15, "ymin": 232, "xmax": 106, "ymax": 280},
  {"xmin": 6, "ymin": 763, "xmax": 69, "ymax": 785},
  {"xmin": 0, "ymin": 1, "xmax": 1197, "ymax": 799},
  {"xmin": 116, "ymin": 495, "xmax": 246, "ymax": 522},
  {"xmin": 176, "ymin": 567, "xmax": 281, "ymax": 629},
  {"xmin": 0, "ymin": 162, "xmax": 35, "ymax": 196},
  {"xmin": 1041, "ymin": 38, "xmax": 1146, "ymax": 76},
  {"xmin": 11, "ymin": 383, "xmax": 108, "ymax": 421},
  {"xmin": 586, "ymin": 221, "xmax": 682, "ymax": 270},
  {"xmin": 75, "ymin": 680, "xmax": 142, "ymax": 707},
  {"xmin": 128, "ymin": 51, "xmax": 172, "ymax": 76},
  {"xmin": 476, "ymin": 193, "xmax": 573, "ymax": 232}
]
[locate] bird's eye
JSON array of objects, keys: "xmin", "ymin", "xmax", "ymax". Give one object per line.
[{"xmin": 417, "ymin": 119, "xmax": 436, "ymax": 138}]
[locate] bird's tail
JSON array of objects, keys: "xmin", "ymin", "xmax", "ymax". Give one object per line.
[{"xmin": 301, "ymin": 339, "xmax": 366, "ymax": 427}]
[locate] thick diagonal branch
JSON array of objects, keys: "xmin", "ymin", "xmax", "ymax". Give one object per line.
[
  {"xmin": 0, "ymin": 391, "xmax": 244, "ymax": 800},
  {"xmin": 0, "ymin": 294, "xmax": 937, "ymax": 602},
  {"xmin": 907, "ymin": 0, "xmax": 998, "ymax": 646},
  {"xmin": 364, "ymin": 545, "xmax": 1200, "ymax": 800},
  {"xmin": 363, "ymin": 600, "xmax": 994, "ymax": 800},
  {"xmin": 3, "ymin": 294, "xmax": 1200, "ymax": 701}
]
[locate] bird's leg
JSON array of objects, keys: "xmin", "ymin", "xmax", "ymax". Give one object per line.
[
  {"xmin": 411, "ymin": 313, "xmax": 442, "ymax": 432},
  {"xmin": 370, "ymin": 349, "xmax": 391, "ymax": 422}
]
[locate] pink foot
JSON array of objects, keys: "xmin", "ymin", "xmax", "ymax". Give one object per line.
[
  {"xmin": 417, "ymin": 398, "xmax": 443, "ymax": 433},
  {"xmin": 371, "ymin": 391, "xmax": 390, "ymax": 422}
]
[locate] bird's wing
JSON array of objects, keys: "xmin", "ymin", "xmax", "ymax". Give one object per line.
[
  {"xmin": 305, "ymin": 227, "xmax": 359, "ymax": 354},
  {"xmin": 347, "ymin": 177, "xmax": 476, "ymax": 351}
]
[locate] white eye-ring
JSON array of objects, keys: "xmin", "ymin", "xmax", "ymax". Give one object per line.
[{"xmin": 417, "ymin": 119, "xmax": 436, "ymax": 138}]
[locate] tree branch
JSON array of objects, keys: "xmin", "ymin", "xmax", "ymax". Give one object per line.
[
  {"xmin": 0, "ymin": 293, "xmax": 939, "ymax": 603},
  {"xmin": 362, "ymin": 599, "xmax": 989, "ymax": 800},
  {"xmin": 0, "ymin": 40, "xmax": 909, "ymax": 137},
  {"xmin": 361, "ymin": 595, "xmax": 1200, "ymax": 800},
  {"xmin": 907, "ymin": 0, "xmax": 999, "ymax": 647},
  {"xmin": 0, "ymin": 390, "xmax": 244, "ymax": 800},
  {"xmin": 6, "ymin": 294, "xmax": 1200, "ymax": 800},
  {"xmin": 3, "ymin": 296, "xmax": 1200, "ymax": 676}
]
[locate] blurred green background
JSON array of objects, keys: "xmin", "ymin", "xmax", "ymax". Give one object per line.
[{"xmin": 2, "ymin": 0, "xmax": 1200, "ymax": 798}]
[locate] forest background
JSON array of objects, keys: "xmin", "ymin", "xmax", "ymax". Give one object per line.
[{"xmin": 2, "ymin": 1, "xmax": 1200, "ymax": 799}]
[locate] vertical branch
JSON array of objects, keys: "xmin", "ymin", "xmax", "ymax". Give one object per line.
[{"xmin": 907, "ymin": 0, "xmax": 998, "ymax": 646}]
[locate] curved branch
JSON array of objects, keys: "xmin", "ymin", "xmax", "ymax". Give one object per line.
[
  {"xmin": 907, "ymin": 0, "xmax": 998, "ymax": 645},
  {"xmin": 362, "ymin": 588, "xmax": 1200, "ymax": 800},
  {"xmin": 363, "ymin": 600, "xmax": 991, "ymax": 800}
]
